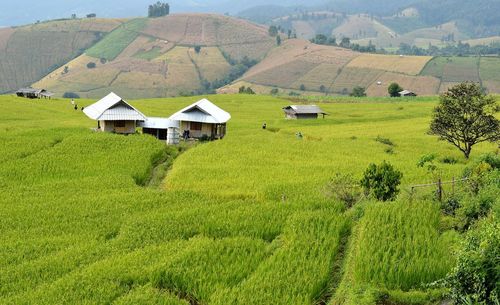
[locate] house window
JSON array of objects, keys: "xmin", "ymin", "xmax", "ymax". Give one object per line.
[
  {"xmin": 190, "ymin": 122, "xmax": 202, "ymax": 131},
  {"xmin": 115, "ymin": 121, "xmax": 126, "ymax": 128}
]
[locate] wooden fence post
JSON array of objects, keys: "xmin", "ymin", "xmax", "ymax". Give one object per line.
[{"xmin": 437, "ymin": 178, "xmax": 443, "ymax": 202}]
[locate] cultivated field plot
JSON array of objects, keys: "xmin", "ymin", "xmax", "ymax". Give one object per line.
[
  {"xmin": 86, "ymin": 18, "xmax": 148, "ymax": 61},
  {"xmin": 142, "ymin": 14, "xmax": 274, "ymax": 61},
  {"xmin": 0, "ymin": 27, "xmax": 15, "ymax": 51},
  {"xmin": 188, "ymin": 47, "xmax": 232, "ymax": 83},
  {"xmin": 421, "ymin": 56, "xmax": 481, "ymax": 83},
  {"xmin": 156, "ymin": 47, "xmax": 202, "ymax": 92},
  {"xmin": 0, "ymin": 19, "xmax": 117, "ymax": 94},
  {"xmin": 347, "ymin": 54, "xmax": 432, "ymax": 75},
  {"xmin": 330, "ymin": 67, "xmax": 384, "ymax": 94},
  {"xmin": 246, "ymin": 59, "xmax": 320, "ymax": 88},
  {"xmin": 366, "ymin": 72, "xmax": 441, "ymax": 96},
  {"xmin": 0, "ymin": 94, "xmax": 497, "ymax": 305},
  {"xmin": 479, "ymin": 57, "xmax": 500, "ymax": 81}
]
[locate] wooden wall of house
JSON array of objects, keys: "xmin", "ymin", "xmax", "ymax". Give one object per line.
[
  {"xmin": 296, "ymin": 113, "xmax": 319, "ymax": 119},
  {"xmin": 100, "ymin": 120, "xmax": 136, "ymax": 134}
]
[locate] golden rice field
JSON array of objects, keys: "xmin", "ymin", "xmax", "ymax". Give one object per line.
[
  {"xmin": 346, "ymin": 54, "xmax": 432, "ymax": 75},
  {"xmin": 0, "ymin": 93, "xmax": 497, "ymax": 305}
]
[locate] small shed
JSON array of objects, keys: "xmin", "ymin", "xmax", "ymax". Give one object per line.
[
  {"xmin": 83, "ymin": 92, "xmax": 146, "ymax": 134},
  {"xmin": 138, "ymin": 117, "xmax": 180, "ymax": 144},
  {"xmin": 399, "ymin": 90, "xmax": 417, "ymax": 97},
  {"xmin": 16, "ymin": 88, "xmax": 53, "ymax": 99},
  {"xmin": 283, "ymin": 105, "xmax": 327, "ymax": 119},
  {"xmin": 169, "ymin": 98, "xmax": 231, "ymax": 139}
]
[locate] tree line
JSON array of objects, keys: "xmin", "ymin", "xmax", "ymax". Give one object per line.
[{"xmin": 148, "ymin": 2, "xmax": 170, "ymax": 18}]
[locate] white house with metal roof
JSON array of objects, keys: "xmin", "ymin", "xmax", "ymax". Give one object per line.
[
  {"xmin": 169, "ymin": 98, "xmax": 231, "ymax": 139},
  {"xmin": 83, "ymin": 92, "xmax": 146, "ymax": 134}
]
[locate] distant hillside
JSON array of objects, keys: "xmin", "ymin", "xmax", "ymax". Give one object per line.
[
  {"xmin": 0, "ymin": 19, "xmax": 122, "ymax": 94},
  {"xmin": 240, "ymin": 0, "xmax": 500, "ymax": 42},
  {"xmin": 219, "ymin": 39, "xmax": 500, "ymax": 96},
  {"xmin": 258, "ymin": 10, "xmax": 498, "ymax": 50},
  {"xmin": 34, "ymin": 14, "xmax": 275, "ymax": 98}
]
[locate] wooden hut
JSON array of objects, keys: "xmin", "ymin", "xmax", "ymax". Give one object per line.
[
  {"xmin": 16, "ymin": 88, "xmax": 53, "ymax": 99},
  {"xmin": 169, "ymin": 99, "xmax": 231, "ymax": 140},
  {"xmin": 283, "ymin": 105, "xmax": 327, "ymax": 119},
  {"xmin": 83, "ymin": 92, "xmax": 146, "ymax": 134}
]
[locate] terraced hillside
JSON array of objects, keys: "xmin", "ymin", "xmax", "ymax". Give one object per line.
[
  {"xmin": 0, "ymin": 18, "xmax": 123, "ymax": 94},
  {"xmin": 220, "ymin": 39, "xmax": 500, "ymax": 96},
  {"xmin": 34, "ymin": 14, "xmax": 275, "ymax": 99}
]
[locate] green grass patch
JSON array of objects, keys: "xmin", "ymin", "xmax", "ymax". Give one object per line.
[
  {"xmin": 133, "ymin": 46, "xmax": 164, "ymax": 61},
  {"xmin": 86, "ymin": 18, "xmax": 148, "ymax": 60}
]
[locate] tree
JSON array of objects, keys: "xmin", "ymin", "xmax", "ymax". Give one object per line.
[
  {"xmin": 430, "ymin": 82, "xmax": 499, "ymax": 159},
  {"xmin": 350, "ymin": 86, "xmax": 366, "ymax": 97},
  {"xmin": 360, "ymin": 161, "xmax": 403, "ymax": 201},
  {"xmin": 319, "ymin": 85, "xmax": 327, "ymax": 94},
  {"xmin": 388, "ymin": 82, "xmax": 403, "ymax": 97},
  {"xmin": 299, "ymin": 84, "xmax": 306, "ymax": 91},
  {"xmin": 86, "ymin": 62, "xmax": 96, "ymax": 69},
  {"xmin": 340, "ymin": 37, "xmax": 351, "ymax": 48},
  {"xmin": 276, "ymin": 35, "xmax": 282, "ymax": 46},
  {"xmin": 270, "ymin": 88, "xmax": 279, "ymax": 95},
  {"xmin": 63, "ymin": 66, "xmax": 69, "ymax": 74},
  {"xmin": 268, "ymin": 25, "xmax": 278, "ymax": 37},
  {"xmin": 194, "ymin": 46, "xmax": 201, "ymax": 54}
]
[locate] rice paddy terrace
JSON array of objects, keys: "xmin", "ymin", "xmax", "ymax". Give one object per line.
[{"xmin": 0, "ymin": 93, "xmax": 497, "ymax": 305}]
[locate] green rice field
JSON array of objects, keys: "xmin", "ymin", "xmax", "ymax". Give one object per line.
[{"xmin": 0, "ymin": 94, "xmax": 497, "ymax": 305}]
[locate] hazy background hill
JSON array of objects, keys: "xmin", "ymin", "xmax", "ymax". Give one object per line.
[{"xmin": 0, "ymin": 0, "xmax": 324, "ymax": 27}]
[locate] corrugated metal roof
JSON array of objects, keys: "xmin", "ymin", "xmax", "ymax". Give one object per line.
[
  {"xmin": 169, "ymin": 98, "xmax": 231, "ymax": 124},
  {"xmin": 399, "ymin": 90, "xmax": 415, "ymax": 95},
  {"xmin": 283, "ymin": 105, "xmax": 326, "ymax": 114},
  {"xmin": 138, "ymin": 117, "xmax": 179, "ymax": 129},
  {"xmin": 83, "ymin": 92, "xmax": 146, "ymax": 121}
]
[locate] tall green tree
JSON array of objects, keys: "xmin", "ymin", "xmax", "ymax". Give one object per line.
[
  {"xmin": 388, "ymin": 82, "xmax": 403, "ymax": 97},
  {"xmin": 276, "ymin": 35, "xmax": 282, "ymax": 46},
  {"xmin": 268, "ymin": 25, "xmax": 278, "ymax": 37},
  {"xmin": 430, "ymin": 82, "xmax": 499, "ymax": 159}
]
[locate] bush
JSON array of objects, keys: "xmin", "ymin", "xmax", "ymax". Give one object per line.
[
  {"xmin": 238, "ymin": 86, "xmax": 255, "ymax": 94},
  {"xmin": 360, "ymin": 161, "xmax": 403, "ymax": 201},
  {"xmin": 324, "ymin": 173, "xmax": 363, "ymax": 208},
  {"xmin": 375, "ymin": 136, "xmax": 394, "ymax": 146},
  {"xmin": 299, "ymin": 84, "xmax": 306, "ymax": 91},
  {"xmin": 447, "ymin": 217, "xmax": 500, "ymax": 304},
  {"xmin": 456, "ymin": 182, "xmax": 497, "ymax": 231},
  {"xmin": 270, "ymin": 88, "xmax": 279, "ymax": 95},
  {"xmin": 350, "ymin": 86, "xmax": 367, "ymax": 97},
  {"xmin": 87, "ymin": 62, "xmax": 96, "ymax": 69},
  {"xmin": 441, "ymin": 156, "xmax": 458, "ymax": 164},
  {"xmin": 194, "ymin": 45, "xmax": 201, "ymax": 54},
  {"xmin": 63, "ymin": 92, "xmax": 80, "ymax": 99}
]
